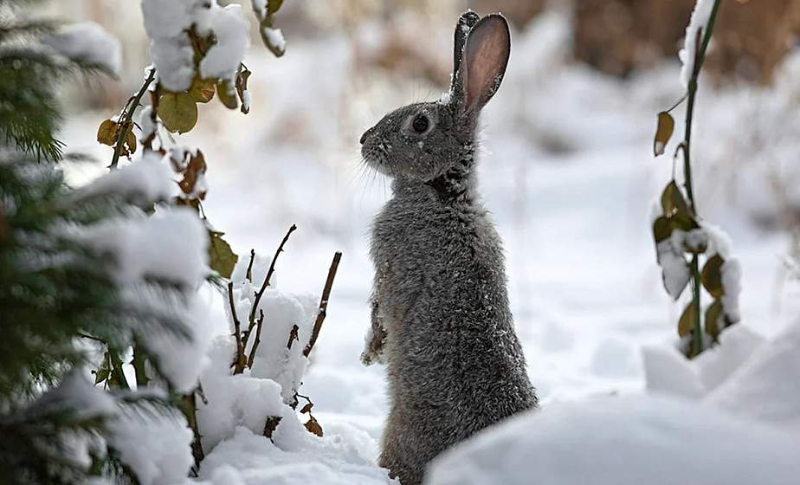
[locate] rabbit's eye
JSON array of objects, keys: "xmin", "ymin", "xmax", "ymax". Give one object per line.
[{"xmin": 412, "ymin": 115, "xmax": 429, "ymax": 134}]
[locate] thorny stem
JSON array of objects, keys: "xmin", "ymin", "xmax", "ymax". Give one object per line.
[
  {"xmin": 304, "ymin": 252, "xmax": 343, "ymax": 358},
  {"xmin": 682, "ymin": 0, "xmax": 723, "ymax": 357},
  {"xmin": 110, "ymin": 67, "xmax": 156, "ymax": 170}
]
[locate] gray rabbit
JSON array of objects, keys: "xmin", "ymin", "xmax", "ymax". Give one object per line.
[{"xmin": 359, "ymin": 12, "xmax": 538, "ymax": 485}]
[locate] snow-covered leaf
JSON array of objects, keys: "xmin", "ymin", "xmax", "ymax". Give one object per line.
[{"xmin": 217, "ymin": 80, "xmax": 239, "ymax": 110}]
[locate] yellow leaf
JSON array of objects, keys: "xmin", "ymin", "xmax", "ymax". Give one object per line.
[
  {"xmin": 159, "ymin": 92, "xmax": 198, "ymax": 134},
  {"xmin": 654, "ymin": 111, "xmax": 675, "ymax": 157},
  {"xmin": 97, "ymin": 119, "xmax": 120, "ymax": 146}
]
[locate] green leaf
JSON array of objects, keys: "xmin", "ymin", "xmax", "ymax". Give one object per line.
[
  {"xmin": 209, "ymin": 231, "xmax": 238, "ymax": 279},
  {"xmin": 705, "ymin": 300, "xmax": 723, "ymax": 340},
  {"xmin": 661, "ymin": 181, "xmax": 690, "ymax": 217},
  {"xmin": 654, "ymin": 111, "xmax": 675, "ymax": 157},
  {"xmin": 159, "ymin": 92, "xmax": 198, "ymax": 134},
  {"xmin": 701, "ymin": 254, "xmax": 725, "ymax": 298},
  {"xmin": 678, "ymin": 301, "xmax": 697, "ymax": 338},
  {"xmin": 653, "ymin": 216, "xmax": 672, "ymax": 243}
]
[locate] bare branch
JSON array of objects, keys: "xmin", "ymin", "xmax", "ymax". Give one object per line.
[
  {"xmin": 248, "ymin": 224, "xmax": 297, "ymax": 324},
  {"xmin": 245, "ymin": 248, "xmax": 256, "ymax": 283},
  {"xmin": 304, "ymin": 251, "xmax": 342, "ymax": 358},
  {"xmin": 228, "ymin": 281, "xmax": 246, "ymax": 374},
  {"xmin": 246, "ymin": 309, "xmax": 265, "ymax": 369}
]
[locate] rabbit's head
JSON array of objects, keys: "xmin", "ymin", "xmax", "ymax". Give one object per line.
[{"xmin": 360, "ymin": 12, "xmax": 511, "ymax": 183}]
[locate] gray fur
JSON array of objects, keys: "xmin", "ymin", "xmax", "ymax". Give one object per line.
[{"xmin": 359, "ymin": 13, "xmax": 537, "ymax": 485}]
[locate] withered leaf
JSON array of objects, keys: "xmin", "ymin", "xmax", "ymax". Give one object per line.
[
  {"xmin": 654, "ymin": 111, "xmax": 675, "ymax": 157},
  {"xmin": 179, "ymin": 151, "xmax": 207, "ymax": 197},
  {"xmin": 97, "ymin": 119, "xmax": 120, "ymax": 146},
  {"xmin": 209, "ymin": 231, "xmax": 238, "ymax": 279},
  {"xmin": 300, "ymin": 402, "xmax": 313, "ymax": 414},
  {"xmin": 189, "ymin": 77, "xmax": 216, "ymax": 103},
  {"xmin": 705, "ymin": 299, "xmax": 723, "ymax": 340},
  {"xmin": 304, "ymin": 416, "xmax": 323, "ymax": 437},
  {"xmin": 661, "ymin": 181, "xmax": 690, "ymax": 217},
  {"xmin": 701, "ymin": 254, "xmax": 725, "ymax": 298},
  {"xmin": 653, "ymin": 216, "xmax": 672, "ymax": 243},
  {"xmin": 678, "ymin": 301, "xmax": 697, "ymax": 338}
]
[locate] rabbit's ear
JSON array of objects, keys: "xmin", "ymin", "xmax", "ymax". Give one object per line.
[
  {"xmin": 451, "ymin": 11, "xmax": 480, "ymax": 94},
  {"xmin": 457, "ymin": 14, "xmax": 510, "ymax": 115}
]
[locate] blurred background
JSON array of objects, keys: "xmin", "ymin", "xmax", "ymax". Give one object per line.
[{"xmin": 46, "ymin": 0, "xmax": 800, "ymax": 456}]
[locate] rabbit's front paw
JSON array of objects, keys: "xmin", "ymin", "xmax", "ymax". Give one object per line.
[{"xmin": 360, "ymin": 320, "xmax": 388, "ymax": 366}]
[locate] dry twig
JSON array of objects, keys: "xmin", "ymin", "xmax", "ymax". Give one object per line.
[{"xmin": 304, "ymin": 251, "xmax": 342, "ymax": 358}]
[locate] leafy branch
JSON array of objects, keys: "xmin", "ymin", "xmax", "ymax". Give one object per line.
[{"xmin": 652, "ymin": 0, "xmax": 737, "ymax": 359}]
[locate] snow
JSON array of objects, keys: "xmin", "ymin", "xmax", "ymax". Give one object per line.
[
  {"xmin": 107, "ymin": 406, "xmax": 195, "ymax": 485},
  {"xmin": 427, "ymin": 395, "xmax": 800, "ymax": 485},
  {"xmin": 139, "ymin": 105, "xmax": 156, "ymax": 142},
  {"xmin": 642, "ymin": 324, "xmax": 765, "ymax": 399},
  {"xmin": 142, "ymin": 0, "xmax": 248, "ymax": 91},
  {"xmin": 196, "ymin": 337, "xmax": 286, "ymax": 450},
  {"xmin": 139, "ymin": 290, "xmax": 215, "ymax": 393},
  {"xmin": 141, "ymin": 0, "xmax": 199, "ymax": 92},
  {"xmin": 708, "ymin": 321, "xmax": 800, "ymax": 430},
  {"xmin": 75, "ymin": 208, "xmax": 208, "ymax": 288},
  {"xmin": 198, "ymin": 4, "xmax": 250, "ymax": 83},
  {"xmin": 251, "ymin": 0, "xmax": 268, "ymax": 19},
  {"xmin": 69, "ymin": 150, "xmax": 175, "ymax": 206},
  {"xmin": 43, "ymin": 21, "xmax": 123, "ymax": 74},
  {"xmin": 679, "ymin": 0, "xmax": 716, "ymax": 88},
  {"xmin": 199, "ymin": 427, "xmax": 395, "ymax": 485}
]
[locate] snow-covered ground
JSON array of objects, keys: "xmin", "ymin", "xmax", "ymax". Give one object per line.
[{"xmin": 61, "ymin": 9, "xmax": 800, "ymax": 484}]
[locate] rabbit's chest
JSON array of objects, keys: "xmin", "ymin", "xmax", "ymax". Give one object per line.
[{"xmin": 371, "ymin": 197, "xmax": 502, "ymax": 297}]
